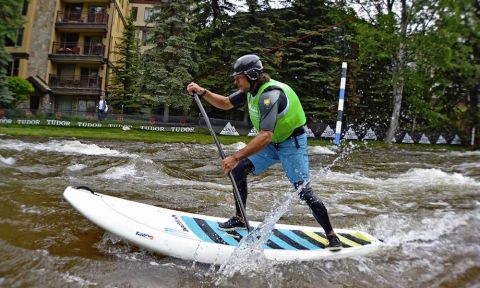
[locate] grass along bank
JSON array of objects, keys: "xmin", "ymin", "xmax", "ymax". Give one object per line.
[
  {"xmin": 0, "ymin": 124, "xmax": 465, "ymax": 151},
  {"xmin": 0, "ymin": 125, "xmax": 228, "ymax": 144}
]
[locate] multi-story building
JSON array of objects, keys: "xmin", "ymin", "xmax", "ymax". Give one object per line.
[
  {"xmin": 5, "ymin": 0, "xmax": 130, "ymax": 115},
  {"xmin": 129, "ymin": 0, "xmax": 162, "ymax": 52}
]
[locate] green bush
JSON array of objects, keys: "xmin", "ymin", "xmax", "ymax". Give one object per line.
[{"xmin": 6, "ymin": 77, "xmax": 34, "ymax": 108}]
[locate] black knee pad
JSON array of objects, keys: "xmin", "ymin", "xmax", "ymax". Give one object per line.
[
  {"xmin": 298, "ymin": 185, "xmax": 314, "ymax": 202},
  {"xmin": 297, "ymin": 184, "xmax": 325, "ymax": 206},
  {"xmin": 296, "ymin": 181, "xmax": 313, "ymax": 201}
]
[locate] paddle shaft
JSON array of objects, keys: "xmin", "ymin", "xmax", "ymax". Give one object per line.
[{"xmin": 193, "ymin": 93, "xmax": 252, "ymax": 232}]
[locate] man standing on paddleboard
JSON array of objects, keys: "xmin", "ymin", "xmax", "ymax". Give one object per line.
[{"xmin": 187, "ymin": 54, "xmax": 342, "ymax": 250}]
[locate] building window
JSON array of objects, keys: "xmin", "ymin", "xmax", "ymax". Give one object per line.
[
  {"xmin": 7, "ymin": 59, "xmax": 20, "ymax": 77},
  {"xmin": 131, "ymin": 7, "xmax": 138, "ymax": 21},
  {"xmin": 78, "ymin": 99, "xmax": 96, "ymax": 113},
  {"xmin": 5, "ymin": 28, "xmax": 24, "ymax": 47},
  {"xmin": 22, "ymin": 0, "xmax": 29, "ymax": 16},
  {"xmin": 65, "ymin": 4, "xmax": 83, "ymax": 21},
  {"xmin": 144, "ymin": 8, "xmax": 153, "ymax": 22}
]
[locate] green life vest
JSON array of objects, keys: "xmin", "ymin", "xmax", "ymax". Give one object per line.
[{"xmin": 248, "ymin": 79, "xmax": 306, "ymax": 143}]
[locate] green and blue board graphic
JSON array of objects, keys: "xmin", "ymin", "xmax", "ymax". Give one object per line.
[{"xmin": 181, "ymin": 216, "xmax": 372, "ymax": 250}]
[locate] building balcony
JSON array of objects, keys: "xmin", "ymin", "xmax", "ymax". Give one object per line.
[
  {"xmin": 55, "ymin": 11, "xmax": 109, "ymax": 33},
  {"xmin": 49, "ymin": 74, "xmax": 103, "ymax": 96},
  {"xmin": 49, "ymin": 42, "xmax": 106, "ymax": 64}
]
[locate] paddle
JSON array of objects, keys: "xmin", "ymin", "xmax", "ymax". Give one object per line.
[{"xmin": 192, "ymin": 93, "xmax": 252, "ymax": 232}]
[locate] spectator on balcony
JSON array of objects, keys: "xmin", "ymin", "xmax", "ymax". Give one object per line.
[{"xmin": 97, "ymin": 96, "xmax": 108, "ymax": 121}]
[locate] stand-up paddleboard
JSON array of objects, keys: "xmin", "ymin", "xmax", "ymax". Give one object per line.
[{"xmin": 63, "ymin": 186, "xmax": 382, "ymax": 264}]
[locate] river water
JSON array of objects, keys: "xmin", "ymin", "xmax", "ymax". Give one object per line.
[{"xmin": 0, "ymin": 134, "xmax": 479, "ymax": 288}]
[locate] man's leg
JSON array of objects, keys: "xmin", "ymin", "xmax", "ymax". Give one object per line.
[
  {"xmin": 219, "ymin": 144, "xmax": 279, "ymax": 231},
  {"xmin": 279, "ymin": 134, "xmax": 342, "ymax": 249},
  {"xmin": 218, "ymin": 158, "xmax": 254, "ymax": 230},
  {"xmin": 295, "ymin": 182, "xmax": 333, "ymax": 235},
  {"xmin": 232, "ymin": 158, "xmax": 254, "ymax": 217}
]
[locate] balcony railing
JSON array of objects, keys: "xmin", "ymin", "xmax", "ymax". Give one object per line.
[
  {"xmin": 49, "ymin": 74, "xmax": 102, "ymax": 90},
  {"xmin": 51, "ymin": 42, "xmax": 105, "ymax": 56},
  {"xmin": 56, "ymin": 11, "xmax": 109, "ymax": 25}
]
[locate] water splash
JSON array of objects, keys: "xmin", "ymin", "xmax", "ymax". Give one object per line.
[
  {"xmin": 213, "ymin": 183, "xmax": 307, "ymax": 285},
  {"xmin": 0, "ymin": 154, "xmax": 15, "ymax": 166},
  {"xmin": 309, "ymin": 146, "xmax": 336, "ymax": 155},
  {"xmin": 0, "ymin": 139, "xmax": 135, "ymax": 158},
  {"xmin": 67, "ymin": 163, "xmax": 88, "ymax": 172},
  {"xmin": 323, "ymin": 142, "xmax": 362, "ymax": 172},
  {"xmin": 62, "ymin": 273, "xmax": 97, "ymax": 286},
  {"xmin": 223, "ymin": 142, "xmax": 247, "ymax": 151}
]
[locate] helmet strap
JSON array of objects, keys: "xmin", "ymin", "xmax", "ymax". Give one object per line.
[{"xmin": 248, "ymin": 78, "xmax": 260, "ymax": 94}]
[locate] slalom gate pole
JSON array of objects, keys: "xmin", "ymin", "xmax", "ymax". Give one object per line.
[
  {"xmin": 192, "ymin": 93, "xmax": 252, "ymax": 232},
  {"xmin": 334, "ymin": 62, "xmax": 348, "ymax": 145}
]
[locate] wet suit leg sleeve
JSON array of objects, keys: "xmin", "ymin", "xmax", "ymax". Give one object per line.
[
  {"xmin": 296, "ymin": 182, "xmax": 334, "ymax": 235},
  {"xmin": 231, "ymin": 158, "xmax": 254, "ymax": 218}
]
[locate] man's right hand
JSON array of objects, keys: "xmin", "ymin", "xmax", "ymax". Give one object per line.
[{"xmin": 187, "ymin": 82, "xmax": 206, "ymax": 96}]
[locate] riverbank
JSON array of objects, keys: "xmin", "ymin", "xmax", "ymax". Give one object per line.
[{"xmin": 0, "ymin": 125, "xmax": 466, "ymax": 150}]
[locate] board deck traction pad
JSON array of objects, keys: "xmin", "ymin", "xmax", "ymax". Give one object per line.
[{"xmin": 181, "ymin": 216, "xmax": 372, "ymax": 250}]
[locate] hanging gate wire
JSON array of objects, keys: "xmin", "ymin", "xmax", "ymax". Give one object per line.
[{"xmin": 262, "ymin": 17, "xmax": 354, "ymax": 55}]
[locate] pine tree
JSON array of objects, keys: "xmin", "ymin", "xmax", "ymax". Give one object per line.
[
  {"xmin": 143, "ymin": 1, "xmax": 199, "ymax": 122},
  {"xmin": 192, "ymin": 0, "xmax": 236, "ymax": 96},
  {"xmin": 109, "ymin": 13, "xmax": 143, "ymax": 114},
  {"xmin": 220, "ymin": 0, "xmax": 283, "ymax": 122},
  {"xmin": 0, "ymin": 0, "xmax": 23, "ymax": 107},
  {"xmin": 272, "ymin": 0, "xmax": 347, "ymax": 123}
]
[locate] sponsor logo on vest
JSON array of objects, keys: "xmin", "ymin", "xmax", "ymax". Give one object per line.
[
  {"xmin": 17, "ymin": 119, "xmax": 41, "ymax": 125},
  {"xmin": 78, "ymin": 122, "xmax": 102, "ymax": 128},
  {"xmin": 0, "ymin": 119, "xmax": 13, "ymax": 124},
  {"xmin": 248, "ymin": 103, "xmax": 259, "ymax": 122},
  {"xmin": 47, "ymin": 119, "xmax": 71, "ymax": 126},
  {"xmin": 220, "ymin": 122, "xmax": 239, "ymax": 136},
  {"xmin": 136, "ymin": 231, "xmax": 154, "ymax": 240}
]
